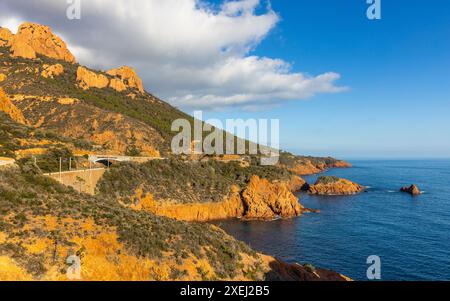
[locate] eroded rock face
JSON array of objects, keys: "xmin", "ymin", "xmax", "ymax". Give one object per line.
[
  {"xmin": 400, "ymin": 185, "xmax": 421, "ymax": 196},
  {"xmin": 0, "ymin": 27, "xmax": 13, "ymax": 47},
  {"xmin": 109, "ymin": 78, "xmax": 127, "ymax": 92},
  {"xmin": 307, "ymin": 176, "xmax": 364, "ymax": 195},
  {"xmin": 130, "ymin": 187, "xmax": 245, "ymax": 222},
  {"xmin": 76, "ymin": 66, "xmax": 145, "ymax": 94},
  {"xmin": 0, "ymin": 88, "xmax": 27, "ymax": 124},
  {"xmin": 107, "ymin": 66, "xmax": 144, "ymax": 93},
  {"xmin": 130, "ymin": 175, "xmax": 307, "ymax": 222},
  {"xmin": 41, "ymin": 64, "xmax": 64, "ymax": 79},
  {"xmin": 6, "ymin": 23, "xmax": 75, "ymax": 63},
  {"xmin": 242, "ymin": 175, "xmax": 304, "ymax": 220},
  {"xmin": 288, "ymin": 175, "xmax": 307, "ymax": 192},
  {"xmin": 76, "ymin": 66, "xmax": 109, "ymax": 90}
]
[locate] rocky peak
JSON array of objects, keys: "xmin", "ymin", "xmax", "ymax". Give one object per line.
[
  {"xmin": 1, "ymin": 23, "xmax": 76, "ymax": 63},
  {"xmin": 107, "ymin": 66, "xmax": 144, "ymax": 93}
]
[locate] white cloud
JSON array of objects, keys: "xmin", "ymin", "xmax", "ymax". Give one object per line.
[
  {"xmin": 0, "ymin": 16, "xmax": 23, "ymax": 33},
  {"xmin": 0, "ymin": 0, "xmax": 347, "ymax": 110}
]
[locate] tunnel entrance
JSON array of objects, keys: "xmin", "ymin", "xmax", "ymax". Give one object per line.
[{"xmin": 96, "ymin": 159, "xmax": 116, "ymax": 167}]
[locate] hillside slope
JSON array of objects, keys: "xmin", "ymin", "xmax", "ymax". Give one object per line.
[
  {"xmin": 0, "ymin": 22, "xmax": 352, "ymax": 281},
  {"xmin": 1, "ymin": 23, "xmax": 191, "ymax": 156},
  {"xmin": 0, "ymin": 163, "xmax": 348, "ymax": 281}
]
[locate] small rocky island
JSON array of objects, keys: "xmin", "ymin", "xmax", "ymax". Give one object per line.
[
  {"xmin": 306, "ymin": 176, "xmax": 365, "ymax": 195},
  {"xmin": 400, "ymin": 185, "xmax": 421, "ymax": 196}
]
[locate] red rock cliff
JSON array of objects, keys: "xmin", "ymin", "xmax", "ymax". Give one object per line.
[{"xmin": 131, "ymin": 175, "xmax": 306, "ymax": 222}]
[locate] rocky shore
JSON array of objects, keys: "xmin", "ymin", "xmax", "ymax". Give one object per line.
[{"xmin": 306, "ymin": 176, "xmax": 365, "ymax": 196}]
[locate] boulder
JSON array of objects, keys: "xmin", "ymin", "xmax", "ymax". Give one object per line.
[
  {"xmin": 76, "ymin": 66, "xmax": 109, "ymax": 90},
  {"xmin": 400, "ymin": 185, "xmax": 421, "ymax": 196},
  {"xmin": 41, "ymin": 64, "xmax": 64, "ymax": 79}
]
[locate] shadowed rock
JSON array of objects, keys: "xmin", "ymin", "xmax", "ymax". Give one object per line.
[{"xmin": 400, "ymin": 185, "xmax": 421, "ymax": 196}]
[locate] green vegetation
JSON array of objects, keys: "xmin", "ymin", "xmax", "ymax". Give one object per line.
[
  {"xmin": 0, "ymin": 48, "xmax": 292, "ymax": 156},
  {"xmin": 279, "ymin": 151, "xmax": 342, "ymax": 169},
  {"xmin": 0, "ymin": 112, "xmax": 31, "ymax": 158},
  {"xmin": 18, "ymin": 146, "xmax": 77, "ymax": 173},
  {"xmin": 0, "ymin": 49, "xmax": 191, "ymax": 153},
  {"xmin": 97, "ymin": 158, "xmax": 293, "ymax": 204},
  {"xmin": 0, "ymin": 112, "xmax": 75, "ymax": 159},
  {"xmin": 0, "ymin": 167, "xmax": 256, "ymax": 279},
  {"xmin": 316, "ymin": 176, "xmax": 341, "ymax": 185}
]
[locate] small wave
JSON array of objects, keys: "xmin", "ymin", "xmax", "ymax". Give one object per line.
[{"xmin": 387, "ymin": 190, "xmax": 397, "ymax": 193}]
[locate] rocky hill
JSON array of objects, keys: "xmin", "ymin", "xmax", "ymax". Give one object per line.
[
  {"xmin": 0, "ymin": 22, "xmax": 352, "ymax": 281},
  {"xmin": 0, "ymin": 23, "xmax": 191, "ymax": 156}
]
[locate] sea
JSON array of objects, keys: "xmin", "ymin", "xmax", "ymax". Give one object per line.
[{"xmin": 214, "ymin": 160, "xmax": 450, "ymax": 281}]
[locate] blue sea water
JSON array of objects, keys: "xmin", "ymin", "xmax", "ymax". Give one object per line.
[{"xmin": 214, "ymin": 160, "xmax": 450, "ymax": 281}]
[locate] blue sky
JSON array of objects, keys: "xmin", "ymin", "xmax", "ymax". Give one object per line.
[{"xmin": 201, "ymin": 0, "xmax": 450, "ymax": 159}]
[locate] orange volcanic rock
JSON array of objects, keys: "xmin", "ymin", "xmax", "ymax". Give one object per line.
[
  {"xmin": 242, "ymin": 175, "xmax": 304, "ymax": 220},
  {"xmin": 76, "ymin": 66, "xmax": 109, "ymax": 90},
  {"xmin": 290, "ymin": 161, "xmax": 323, "ymax": 176},
  {"xmin": 41, "ymin": 64, "xmax": 64, "ymax": 79},
  {"xmin": 131, "ymin": 187, "xmax": 245, "ymax": 222},
  {"xmin": 288, "ymin": 175, "xmax": 307, "ymax": 192},
  {"xmin": 107, "ymin": 66, "xmax": 144, "ymax": 93},
  {"xmin": 10, "ymin": 39, "xmax": 36, "ymax": 59},
  {"xmin": 307, "ymin": 176, "xmax": 364, "ymax": 196},
  {"xmin": 331, "ymin": 160, "xmax": 352, "ymax": 168},
  {"xmin": 0, "ymin": 27, "xmax": 13, "ymax": 47},
  {"xmin": 76, "ymin": 66, "xmax": 145, "ymax": 94},
  {"xmin": 0, "ymin": 88, "xmax": 27, "ymax": 124},
  {"xmin": 131, "ymin": 176, "xmax": 307, "ymax": 222},
  {"xmin": 7, "ymin": 23, "xmax": 75, "ymax": 63},
  {"xmin": 400, "ymin": 185, "xmax": 421, "ymax": 196},
  {"xmin": 109, "ymin": 77, "xmax": 127, "ymax": 92}
]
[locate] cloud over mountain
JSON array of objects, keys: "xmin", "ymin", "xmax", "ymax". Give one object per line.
[{"xmin": 0, "ymin": 0, "xmax": 347, "ymax": 110}]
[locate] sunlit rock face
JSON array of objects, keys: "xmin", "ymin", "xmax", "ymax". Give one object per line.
[{"xmin": 5, "ymin": 23, "xmax": 76, "ymax": 63}]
